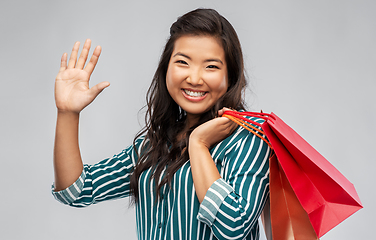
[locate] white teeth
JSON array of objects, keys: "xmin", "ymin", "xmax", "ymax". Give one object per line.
[{"xmin": 184, "ymin": 90, "xmax": 206, "ymax": 97}]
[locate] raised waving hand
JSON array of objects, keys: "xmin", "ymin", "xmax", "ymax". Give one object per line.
[{"xmin": 55, "ymin": 39, "xmax": 110, "ymax": 113}]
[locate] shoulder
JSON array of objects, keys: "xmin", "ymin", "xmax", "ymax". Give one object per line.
[
  {"xmin": 227, "ymin": 110, "xmax": 266, "ymax": 143},
  {"xmin": 211, "ymin": 111, "xmax": 270, "ymax": 160},
  {"xmin": 123, "ymin": 133, "xmax": 149, "ymax": 158}
]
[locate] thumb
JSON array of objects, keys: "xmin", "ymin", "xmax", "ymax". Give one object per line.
[{"xmin": 89, "ymin": 81, "xmax": 110, "ymax": 98}]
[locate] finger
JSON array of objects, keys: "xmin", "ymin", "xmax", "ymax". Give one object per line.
[
  {"xmin": 221, "ymin": 118, "xmax": 238, "ymax": 135},
  {"xmin": 230, "ymin": 120, "xmax": 238, "ymax": 131},
  {"xmin": 67, "ymin": 41, "xmax": 80, "ymax": 69},
  {"xmin": 59, "ymin": 53, "xmax": 68, "ymax": 73},
  {"xmin": 89, "ymin": 81, "xmax": 110, "ymax": 99},
  {"xmin": 218, "ymin": 114, "xmax": 236, "ymax": 127},
  {"xmin": 76, "ymin": 39, "xmax": 91, "ymax": 69},
  {"xmin": 215, "ymin": 116, "xmax": 235, "ymax": 131},
  {"xmin": 224, "ymin": 116, "xmax": 237, "ymax": 128},
  {"xmin": 84, "ymin": 46, "xmax": 102, "ymax": 74},
  {"xmin": 218, "ymin": 107, "xmax": 233, "ymax": 116}
]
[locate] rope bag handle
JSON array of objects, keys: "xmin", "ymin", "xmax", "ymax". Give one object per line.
[{"xmin": 223, "ymin": 110, "xmax": 274, "ymax": 150}]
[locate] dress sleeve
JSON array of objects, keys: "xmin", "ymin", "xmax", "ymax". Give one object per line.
[
  {"xmin": 51, "ymin": 136, "xmax": 146, "ymax": 207},
  {"xmin": 197, "ymin": 128, "xmax": 270, "ymax": 240}
]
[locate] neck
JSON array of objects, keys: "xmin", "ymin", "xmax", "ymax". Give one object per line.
[
  {"xmin": 176, "ymin": 114, "xmax": 199, "ymax": 142},
  {"xmin": 186, "ymin": 113, "xmax": 201, "ymax": 129}
]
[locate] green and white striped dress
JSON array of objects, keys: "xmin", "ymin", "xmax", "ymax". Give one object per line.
[{"xmin": 52, "ymin": 116, "xmax": 270, "ymax": 240}]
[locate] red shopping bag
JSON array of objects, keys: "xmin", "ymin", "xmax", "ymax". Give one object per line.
[{"xmin": 223, "ymin": 111, "xmax": 363, "ymax": 239}]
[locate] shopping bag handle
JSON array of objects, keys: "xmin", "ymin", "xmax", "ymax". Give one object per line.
[
  {"xmin": 224, "ymin": 110, "xmax": 276, "ymax": 123},
  {"xmin": 223, "ymin": 110, "xmax": 273, "ymax": 150},
  {"xmin": 224, "ymin": 110, "xmax": 263, "ymax": 127}
]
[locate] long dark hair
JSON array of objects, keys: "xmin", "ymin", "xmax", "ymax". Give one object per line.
[{"xmin": 130, "ymin": 8, "xmax": 247, "ymax": 201}]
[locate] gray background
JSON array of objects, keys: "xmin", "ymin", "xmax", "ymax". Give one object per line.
[{"xmin": 0, "ymin": 0, "xmax": 374, "ymax": 239}]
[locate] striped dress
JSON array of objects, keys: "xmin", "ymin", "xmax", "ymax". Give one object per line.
[{"xmin": 52, "ymin": 116, "xmax": 271, "ymax": 240}]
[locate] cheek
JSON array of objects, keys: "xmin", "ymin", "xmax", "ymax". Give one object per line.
[
  {"xmin": 166, "ymin": 66, "xmax": 177, "ymax": 88},
  {"xmin": 166, "ymin": 67, "xmax": 175, "ymax": 93},
  {"xmin": 219, "ymin": 69, "xmax": 229, "ymax": 94},
  {"xmin": 219, "ymin": 80, "xmax": 228, "ymax": 97},
  {"xmin": 220, "ymin": 75, "xmax": 229, "ymax": 91},
  {"xmin": 166, "ymin": 66, "xmax": 188, "ymax": 92},
  {"xmin": 208, "ymin": 74, "xmax": 228, "ymax": 95}
]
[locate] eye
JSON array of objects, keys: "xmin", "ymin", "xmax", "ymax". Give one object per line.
[
  {"xmin": 175, "ymin": 60, "xmax": 188, "ymax": 65},
  {"xmin": 206, "ymin": 65, "xmax": 220, "ymax": 69}
]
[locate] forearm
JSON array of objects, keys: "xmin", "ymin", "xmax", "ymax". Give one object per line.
[
  {"xmin": 53, "ymin": 111, "xmax": 83, "ymax": 191},
  {"xmin": 189, "ymin": 141, "xmax": 221, "ymax": 203},
  {"xmin": 194, "ymin": 132, "xmax": 271, "ymax": 240}
]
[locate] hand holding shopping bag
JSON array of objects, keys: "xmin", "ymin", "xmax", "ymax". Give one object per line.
[{"xmin": 223, "ymin": 110, "xmax": 363, "ymax": 239}]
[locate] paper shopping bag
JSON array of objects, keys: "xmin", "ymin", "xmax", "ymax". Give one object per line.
[
  {"xmin": 269, "ymin": 152, "xmax": 319, "ymax": 239},
  {"xmin": 223, "ymin": 111, "xmax": 363, "ymax": 239}
]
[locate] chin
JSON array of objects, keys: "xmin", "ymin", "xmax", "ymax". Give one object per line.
[{"xmin": 185, "ymin": 108, "xmax": 212, "ymax": 117}]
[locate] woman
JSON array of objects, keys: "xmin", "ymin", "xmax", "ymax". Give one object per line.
[{"xmin": 52, "ymin": 8, "xmax": 271, "ymax": 240}]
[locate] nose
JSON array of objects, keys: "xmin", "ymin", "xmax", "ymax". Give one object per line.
[{"xmin": 186, "ymin": 68, "xmax": 203, "ymax": 86}]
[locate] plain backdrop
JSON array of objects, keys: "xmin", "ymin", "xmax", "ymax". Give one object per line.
[{"xmin": 0, "ymin": 0, "xmax": 374, "ymax": 239}]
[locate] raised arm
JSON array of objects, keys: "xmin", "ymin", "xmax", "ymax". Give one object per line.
[{"xmin": 53, "ymin": 39, "xmax": 110, "ymax": 191}]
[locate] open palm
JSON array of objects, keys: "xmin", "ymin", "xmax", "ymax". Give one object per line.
[{"xmin": 55, "ymin": 39, "xmax": 110, "ymax": 113}]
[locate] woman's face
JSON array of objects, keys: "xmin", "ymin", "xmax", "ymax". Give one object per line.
[{"xmin": 166, "ymin": 35, "xmax": 228, "ymax": 125}]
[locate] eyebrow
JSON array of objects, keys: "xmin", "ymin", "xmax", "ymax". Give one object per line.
[{"xmin": 172, "ymin": 52, "xmax": 224, "ymax": 65}]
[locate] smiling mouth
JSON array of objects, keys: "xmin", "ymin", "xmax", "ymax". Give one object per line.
[{"xmin": 183, "ymin": 89, "xmax": 207, "ymax": 97}]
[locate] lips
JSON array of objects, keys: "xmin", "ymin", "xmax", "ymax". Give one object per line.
[
  {"xmin": 182, "ymin": 89, "xmax": 207, "ymax": 102},
  {"xmin": 183, "ymin": 89, "xmax": 206, "ymax": 97}
]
